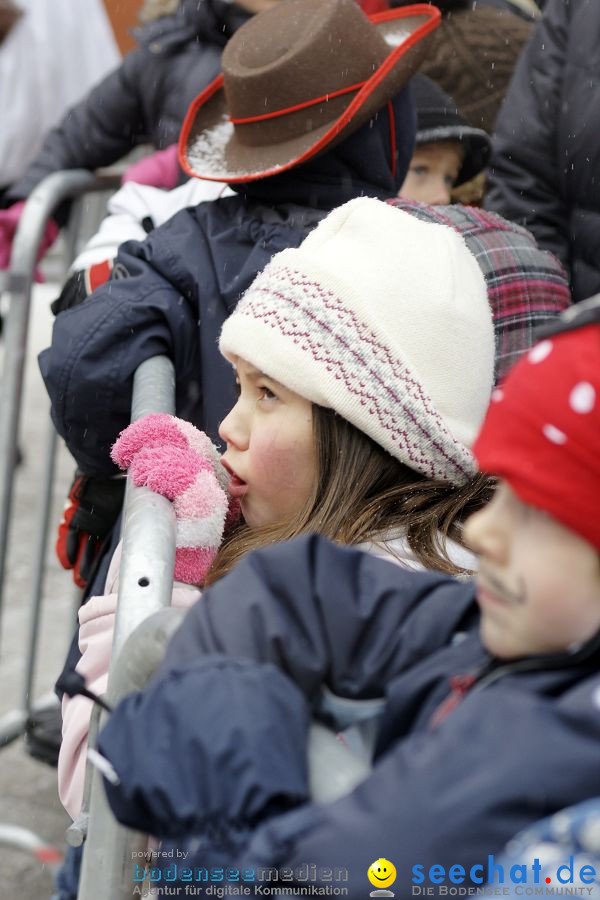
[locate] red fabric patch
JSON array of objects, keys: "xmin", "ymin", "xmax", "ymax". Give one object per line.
[{"xmin": 85, "ymin": 259, "xmax": 113, "ymax": 295}]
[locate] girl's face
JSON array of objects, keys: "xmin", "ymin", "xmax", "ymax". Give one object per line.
[
  {"xmin": 219, "ymin": 357, "xmax": 316, "ymax": 528},
  {"xmin": 464, "ymin": 481, "xmax": 600, "ymax": 659}
]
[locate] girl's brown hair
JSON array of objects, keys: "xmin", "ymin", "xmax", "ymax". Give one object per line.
[{"xmin": 205, "ymin": 405, "xmax": 492, "ymax": 586}]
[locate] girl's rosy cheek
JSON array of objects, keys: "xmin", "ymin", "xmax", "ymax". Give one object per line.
[{"xmin": 255, "ymin": 433, "xmax": 308, "ymax": 490}]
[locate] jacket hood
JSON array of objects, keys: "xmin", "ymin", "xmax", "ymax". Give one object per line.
[
  {"xmin": 135, "ymin": 0, "xmax": 250, "ymax": 50},
  {"xmin": 230, "ymin": 86, "xmax": 416, "ymax": 210},
  {"xmin": 178, "ymin": 0, "xmax": 250, "ymax": 45}
]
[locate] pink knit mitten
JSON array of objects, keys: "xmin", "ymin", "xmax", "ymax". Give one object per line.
[{"xmin": 111, "ymin": 414, "xmax": 234, "ymax": 585}]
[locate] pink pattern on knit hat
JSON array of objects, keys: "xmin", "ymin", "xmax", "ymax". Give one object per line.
[{"xmin": 234, "ymin": 265, "xmax": 476, "ymax": 484}]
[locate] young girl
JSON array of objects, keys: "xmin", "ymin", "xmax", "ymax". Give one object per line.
[
  {"xmin": 210, "ymin": 196, "xmax": 496, "ymax": 581},
  {"xmin": 58, "ymin": 196, "xmax": 569, "ymax": 820}
]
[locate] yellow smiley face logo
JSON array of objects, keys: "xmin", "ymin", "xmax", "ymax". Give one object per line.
[{"xmin": 368, "ymin": 858, "xmax": 397, "ymax": 889}]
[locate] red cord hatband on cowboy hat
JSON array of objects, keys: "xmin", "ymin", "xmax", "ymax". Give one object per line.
[{"xmin": 178, "ymin": 0, "xmax": 440, "ymax": 183}]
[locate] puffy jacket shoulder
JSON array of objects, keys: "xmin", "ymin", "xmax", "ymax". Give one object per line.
[
  {"xmin": 40, "ymin": 197, "xmax": 323, "ymax": 474},
  {"xmin": 486, "ymin": 0, "xmax": 600, "ymax": 300},
  {"xmin": 160, "ymin": 535, "xmax": 477, "ymax": 699}
]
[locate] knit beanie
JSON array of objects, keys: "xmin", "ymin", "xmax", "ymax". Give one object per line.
[
  {"xmin": 473, "ymin": 299, "xmax": 600, "ymax": 552},
  {"xmin": 411, "ymin": 74, "xmax": 491, "ymax": 184},
  {"xmin": 394, "ymin": 3, "xmax": 533, "ymax": 132},
  {"xmin": 220, "ymin": 197, "xmax": 494, "ymax": 486}
]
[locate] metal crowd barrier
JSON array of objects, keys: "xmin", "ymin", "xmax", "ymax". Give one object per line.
[
  {"xmin": 0, "ymin": 170, "xmax": 120, "ymax": 876},
  {"xmin": 0, "ymin": 169, "xmax": 120, "ymax": 645}
]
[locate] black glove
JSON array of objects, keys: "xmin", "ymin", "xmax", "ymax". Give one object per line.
[{"xmin": 56, "ymin": 470, "xmax": 125, "ymax": 588}]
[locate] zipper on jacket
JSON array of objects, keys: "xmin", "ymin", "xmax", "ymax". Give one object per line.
[
  {"xmin": 428, "ymin": 674, "xmax": 478, "ymax": 729},
  {"xmin": 428, "ymin": 628, "xmax": 600, "ymax": 730}
]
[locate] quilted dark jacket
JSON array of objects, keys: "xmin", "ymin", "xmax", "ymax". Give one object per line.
[
  {"xmin": 485, "ymin": 0, "xmax": 600, "ymax": 302},
  {"xmin": 1, "ymin": 0, "xmax": 249, "ymax": 206}
]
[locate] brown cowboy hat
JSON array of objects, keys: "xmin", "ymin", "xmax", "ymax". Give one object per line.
[{"xmin": 178, "ymin": 0, "xmax": 440, "ymax": 183}]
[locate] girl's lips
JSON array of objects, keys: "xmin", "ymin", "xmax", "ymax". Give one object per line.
[
  {"xmin": 227, "ymin": 474, "xmax": 248, "ymax": 500},
  {"xmin": 221, "ymin": 459, "xmax": 248, "ymax": 499}
]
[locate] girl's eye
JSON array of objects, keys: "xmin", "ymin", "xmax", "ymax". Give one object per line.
[
  {"xmin": 257, "ymin": 385, "xmax": 276, "ymax": 401},
  {"xmin": 411, "ymin": 165, "xmax": 428, "ymax": 177}
]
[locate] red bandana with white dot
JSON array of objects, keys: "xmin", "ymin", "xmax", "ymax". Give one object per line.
[{"xmin": 473, "ymin": 323, "xmax": 600, "ymax": 551}]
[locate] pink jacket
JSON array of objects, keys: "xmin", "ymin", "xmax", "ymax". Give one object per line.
[{"xmin": 58, "ymin": 542, "xmax": 201, "ymax": 820}]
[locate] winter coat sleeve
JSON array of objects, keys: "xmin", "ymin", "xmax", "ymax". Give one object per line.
[
  {"xmin": 484, "ymin": 0, "xmax": 571, "ymax": 267},
  {"xmin": 39, "ymin": 207, "xmax": 207, "ymax": 478},
  {"xmin": 98, "ymin": 656, "xmax": 311, "ymax": 837},
  {"xmin": 3, "ymin": 48, "xmax": 149, "ymax": 208},
  {"xmin": 71, "ymin": 179, "xmax": 229, "ymax": 271},
  {"xmin": 234, "ymin": 676, "xmax": 600, "ymax": 892},
  {"xmin": 58, "ymin": 541, "xmax": 201, "ymax": 820},
  {"xmin": 158, "ymin": 535, "xmax": 477, "ymax": 700}
]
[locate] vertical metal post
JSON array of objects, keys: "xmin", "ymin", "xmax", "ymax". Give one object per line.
[
  {"xmin": 78, "ymin": 356, "xmax": 177, "ymax": 900},
  {"xmin": 22, "ymin": 419, "xmax": 58, "ymax": 713}
]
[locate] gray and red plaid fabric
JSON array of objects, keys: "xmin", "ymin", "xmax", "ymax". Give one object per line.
[{"xmin": 388, "ymin": 200, "xmax": 571, "ymax": 384}]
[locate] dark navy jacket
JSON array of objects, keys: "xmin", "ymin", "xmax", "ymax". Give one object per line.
[
  {"xmin": 39, "ymin": 90, "xmax": 415, "ymax": 474},
  {"xmin": 98, "ymin": 536, "xmax": 600, "ymax": 897},
  {"xmin": 2, "ymin": 0, "xmax": 249, "ymax": 206}
]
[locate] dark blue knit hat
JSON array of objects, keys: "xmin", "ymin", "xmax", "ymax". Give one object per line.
[{"xmin": 410, "ymin": 74, "xmax": 491, "ymax": 184}]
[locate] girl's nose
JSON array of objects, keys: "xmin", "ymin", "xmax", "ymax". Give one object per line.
[{"xmin": 218, "ymin": 402, "xmax": 249, "ymax": 451}]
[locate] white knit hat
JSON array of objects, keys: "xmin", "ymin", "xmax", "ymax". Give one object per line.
[{"xmin": 219, "ymin": 197, "xmax": 494, "ymax": 485}]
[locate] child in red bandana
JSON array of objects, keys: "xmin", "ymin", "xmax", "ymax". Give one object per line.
[{"xmin": 467, "ymin": 308, "xmax": 600, "ymax": 658}]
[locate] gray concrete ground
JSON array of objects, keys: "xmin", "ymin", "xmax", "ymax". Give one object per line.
[{"xmin": 0, "ymin": 280, "xmax": 78, "ymax": 898}]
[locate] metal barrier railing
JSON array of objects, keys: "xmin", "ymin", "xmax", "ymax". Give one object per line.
[
  {"xmin": 0, "ymin": 170, "xmax": 120, "ymax": 877},
  {"xmin": 0, "ymin": 170, "xmax": 120, "ymax": 751},
  {"xmin": 0, "ymin": 169, "xmax": 120, "ymax": 639},
  {"xmin": 77, "ymin": 609, "xmax": 184, "ymax": 900}
]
